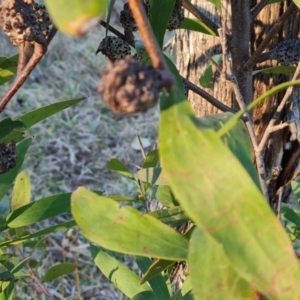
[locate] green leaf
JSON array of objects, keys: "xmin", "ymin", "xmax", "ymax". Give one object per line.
[
  {"xmin": 41, "ymin": 263, "xmax": 76, "ymax": 283},
  {"xmin": 6, "ymin": 193, "xmax": 71, "ymax": 228},
  {"xmin": 106, "ymin": 157, "xmax": 136, "ymax": 182},
  {"xmin": 149, "ymin": 206, "xmax": 189, "ymax": 228},
  {"xmin": 159, "ymin": 81, "xmax": 300, "ymax": 298},
  {"xmin": 44, "ymin": 0, "xmax": 106, "ymax": 36},
  {"xmin": 143, "ymin": 149, "xmax": 159, "ymax": 168},
  {"xmin": 137, "ymin": 168, "xmax": 168, "ymax": 185},
  {"xmin": 0, "ymin": 221, "xmax": 75, "ymax": 247},
  {"xmin": 0, "ymin": 55, "xmax": 18, "ymax": 86},
  {"xmin": 136, "ymin": 256, "xmax": 170, "ymax": 300},
  {"xmin": 293, "ymin": 0, "xmax": 300, "ymax": 7},
  {"xmin": 140, "ymin": 259, "xmax": 175, "ymax": 285},
  {"xmin": 281, "ymin": 205, "xmax": 300, "ymax": 227},
  {"xmin": 91, "ymin": 245, "xmax": 152, "ymax": 298},
  {"xmin": 196, "ymin": 112, "xmax": 260, "ymax": 189},
  {"xmin": 199, "ymin": 64, "xmax": 213, "ymax": 88},
  {"xmin": 253, "ymin": 66, "xmax": 296, "ymax": 75},
  {"xmin": 189, "ymin": 228, "xmax": 252, "ymax": 299},
  {"xmin": 71, "ymin": 188, "xmax": 188, "ymax": 260},
  {"xmin": 0, "ymin": 138, "xmax": 32, "ymax": 202},
  {"xmin": 146, "ymin": 185, "xmax": 178, "ymax": 207},
  {"xmin": 0, "ymin": 265, "xmax": 13, "ymax": 281},
  {"xmin": 2, "ymin": 98, "xmax": 86, "ymax": 143},
  {"xmin": 11, "ymin": 171, "xmax": 31, "ymax": 211},
  {"xmin": 149, "ymin": 0, "xmax": 176, "ymax": 47},
  {"xmin": 0, "ymin": 281, "xmax": 14, "ymax": 300},
  {"xmin": 179, "ymin": 18, "xmax": 216, "ymax": 36},
  {"xmin": 0, "ymin": 118, "xmax": 24, "ymax": 141},
  {"xmin": 105, "ymin": 0, "xmax": 116, "ymax": 37},
  {"xmin": 207, "ymin": 0, "xmax": 221, "ymax": 11},
  {"xmin": 131, "ymin": 291, "xmax": 158, "ymax": 300},
  {"xmin": 291, "ymin": 181, "xmax": 300, "ymax": 205},
  {"xmin": 199, "ymin": 54, "xmax": 222, "ymax": 89}
]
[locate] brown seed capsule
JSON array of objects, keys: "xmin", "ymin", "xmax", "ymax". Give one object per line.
[
  {"xmin": 98, "ymin": 57, "xmax": 163, "ymax": 114},
  {"xmin": 0, "ymin": 141, "xmax": 17, "ymax": 174},
  {"xmin": 0, "ymin": 0, "xmax": 51, "ymax": 46},
  {"xmin": 167, "ymin": 5, "xmax": 184, "ymax": 31},
  {"xmin": 269, "ymin": 39, "xmax": 300, "ymax": 66},
  {"xmin": 120, "ymin": 1, "xmax": 149, "ymax": 32},
  {"xmin": 96, "ymin": 36, "xmax": 131, "ymax": 62}
]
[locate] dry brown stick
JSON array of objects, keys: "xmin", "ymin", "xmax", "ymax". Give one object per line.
[
  {"xmin": 258, "ymin": 60, "xmax": 300, "ymax": 153},
  {"xmin": 250, "ymin": 0, "xmax": 269, "ymax": 19},
  {"xmin": 245, "ymin": 2, "xmax": 297, "ymax": 70},
  {"xmin": 181, "ymin": 0, "xmax": 219, "ymax": 35}
]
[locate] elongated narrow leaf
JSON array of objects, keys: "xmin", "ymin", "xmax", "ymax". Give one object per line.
[
  {"xmin": 0, "ymin": 281, "xmax": 14, "ymax": 300},
  {"xmin": 0, "ymin": 221, "xmax": 75, "ymax": 247},
  {"xmin": 149, "ymin": 0, "xmax": 176, "ymax": 47},
  {"xmin": 189, "ymin": 228, "xmax": 252, "ymax": 299},
  {"xmin": 17, "ymin": 98, "xmax": 85, "ymax": 129},
  {"xmin": 45, "ymin": 1, "xmax": 106, "ymax": 36},
  {"xmin": 106, "ymin": 157, "xmax": 136, "ymax": 181},
  {"xmin": 11, "ymin": 171, "xmax": 31, "ymax": 211},
  {"xmin": 0, "ymin": 138, "xmax": 32, "ymax": 201},
  {"xmin": 41, "ymin": 263, "xmax": 76, "ymax": 283},
  {"xmin": 6, "ymin": 193, "xmax": 71, "ymax": 228},
  {"xmin": 72, "ymin": 188, "xmax": 188, "ymax": 260},
  {"xmin": 159, "ymin": 68, "xmax": 300, "ymax": 298},
  {"xmin": 2, "ymin": 98, "xmax": 86, "ymax": 143},
  {"xmin": 136, "ymin": 256, "xmax": 170, "ymax": 300},
  {"xmin": 253, "ymin": 66, "xmax": 295, "ymax": 75},
  {"xmin": 91, "ymin": 245, "xmax": 151, "ymax": 298},
  {"xmin": 179, "ymin": 18, "xmax": 216, "ymax": 36}
]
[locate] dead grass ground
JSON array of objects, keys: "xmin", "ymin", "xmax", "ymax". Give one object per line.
[{"xmin": 0, "ymin": 5, "xmax": 159, "ymax": 299}]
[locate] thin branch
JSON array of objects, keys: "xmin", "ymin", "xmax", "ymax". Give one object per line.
[
  {"xmin": 204, "ymin": 52, "xmax": 222, "ymax": 73},
  {"xmin": 99, "ymin": 20, "xmax": 129, "ymax": 45},
  {"xmin": 136, "ymin": 132, "xmax": 146, "ymax": 159},
  {"xmin": 250, "ymin": 0, "xmax": 269, "ymax": 19},
  {"xmin": 181, "ymin": 0, "xmax": 219, "ymax": 35},
  {"xmin": 258, "ymin": 60, "xmax": 300, "ymax": 153},
  {"xmin": 186, "ymin": 80, "xmax": 236, "ymax": 113},
  {"xmin": 245, "ymin": 2, "xmax": 297, "ymax": 70}
]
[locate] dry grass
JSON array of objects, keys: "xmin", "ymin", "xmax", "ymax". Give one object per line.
[{"xmin": 0, "ymin": 6, "xmax": 159, "ymax": 299}]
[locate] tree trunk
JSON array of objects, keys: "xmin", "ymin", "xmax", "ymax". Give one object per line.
[{"xmin": 172, "ymin": 0, "xmax": 300, "ymax": 294}]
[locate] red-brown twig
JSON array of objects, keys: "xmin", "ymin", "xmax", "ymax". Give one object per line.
[{"xmin": 128, "ymin": 0, "xmax": 167, "ymax": 71}]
